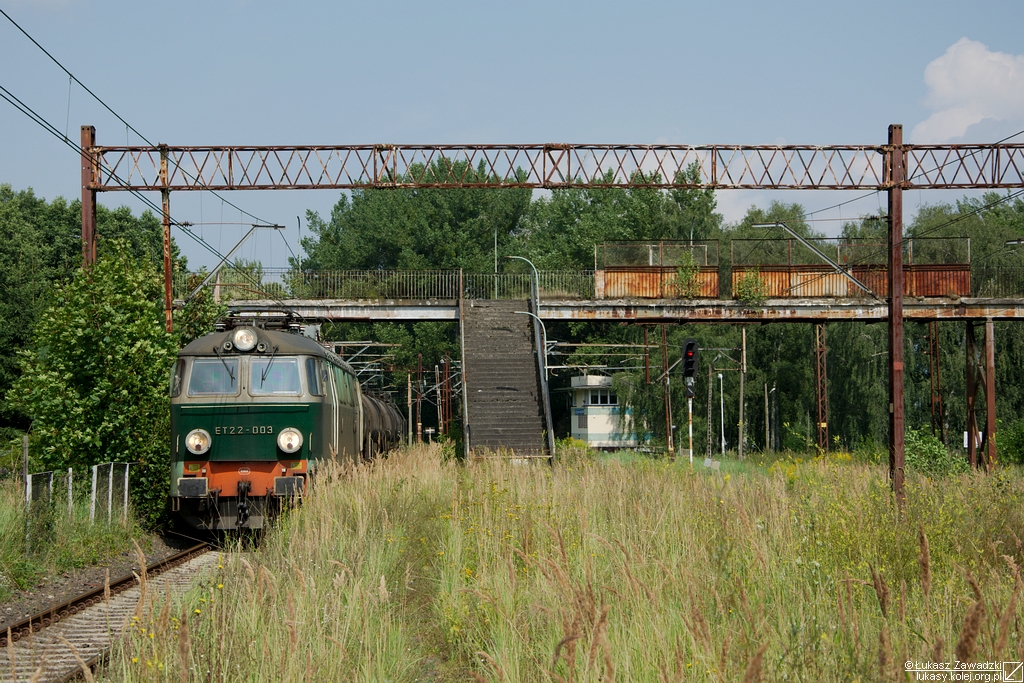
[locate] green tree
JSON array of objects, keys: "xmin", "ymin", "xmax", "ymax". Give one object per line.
[
  {"xmin": 301, "ymin": 160, "xmax": 531, "ymax": 272},
  {"xmin": 0, "ymin": 186, "xmax": 182, "ymax": 435},
  {"xmin": 8, "ymin": 240, "xmax": 176, "ymax": 527},
  {"xmin": 519, "ymin": 171, "xmax": 722, "ymax": 271},
  {"xmin": 0, "ymin": 187, "xmax": 81, "ymax": 433}
]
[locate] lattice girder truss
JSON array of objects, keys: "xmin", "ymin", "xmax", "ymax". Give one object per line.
[{"xmin": 84, "ymin": 143, "xmax": 1024, "ymax": 192}]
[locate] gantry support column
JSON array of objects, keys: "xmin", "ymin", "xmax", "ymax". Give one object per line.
[
  {"xmin": 814, "ymin": 323, "xmax": 829, "ymax": 452},
  {"xmin": 887, "ymin": 124, "xmax": 906, "ymax": 499},
  {"xmin": 965, "ymin": 321, "xmax": 997, "ymax": 469},
  {"xmin": 966, "ymin": 322, "xmax": 979, "ymax": 468},
  {"xmin": 159, "ymin": 145, "xmax": 173, "ymax": 333},
  {"xmin": 927, "ymin": 322, "xmax": 946, "ymax": 444},
  {"xmin": 984, "ymin": 319, "xmax": 997, "ymax": 468},
  {"xmin": 80, "ymin": 126, "xmax": 97, "ymax": 266}
]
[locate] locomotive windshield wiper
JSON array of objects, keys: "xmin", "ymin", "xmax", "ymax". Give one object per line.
[
  {"xmin": 259, "ymin": 345, "xmax": 279, "ymax": 387},
  {"xmin": 212, "ymin": 346, "xmax": 236, "ymax": 385}
]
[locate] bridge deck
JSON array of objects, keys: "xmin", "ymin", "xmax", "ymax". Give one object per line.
[{"xmin": 223, "ymin": 298, "xmax": 1024, "ymax": 322}]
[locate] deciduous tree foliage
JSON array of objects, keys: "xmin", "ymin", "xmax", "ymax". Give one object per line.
[
  {"xmin": 301, "ymin": 160, "xmax": 531, "ymax": 272},
  {"xmin": 9, "ymin": 240, "xmax": 176, "ymax": 527},
  {"xmin": 0, "ymin": 185, "xmax": 182, "ymax": 434}
]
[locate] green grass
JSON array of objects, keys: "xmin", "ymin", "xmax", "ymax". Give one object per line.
[
  {"xmin": 108, "ymin": 446, "xmax": 1024, "ymax": 681},
  {"xmin": 0, "ymin": 478, "xmax": 145, "ymax": 601}
]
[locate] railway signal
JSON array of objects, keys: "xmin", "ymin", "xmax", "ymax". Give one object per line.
[
  {"xmin": 681, "ymin": 338, "xmax": 699, "ymax": 464},
  {"xmin": 683, "ymin": 339, "xmax": 698, "ymax": 398}
]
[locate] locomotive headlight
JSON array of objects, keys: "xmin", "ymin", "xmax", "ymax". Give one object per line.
[
  {"xmin": 277, "ymin": 428, "xmax": 303, "ymax": 454},
  {"xmin": 185, "ymin": 429, "xmax": 212, "ymax": 455},
  {"xmin": 233, "ymin": 328, "xmax": 257, "ymax": 352}
]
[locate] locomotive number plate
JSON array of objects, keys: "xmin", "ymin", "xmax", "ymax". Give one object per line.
[{"xmin": 214, "ymin": 426, "xmax": 274, "ymax": 435}]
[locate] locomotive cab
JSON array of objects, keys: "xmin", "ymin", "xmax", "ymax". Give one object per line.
[{"xmin": 170, "ymin": 322, "xmax": 362, "ymax": 530}]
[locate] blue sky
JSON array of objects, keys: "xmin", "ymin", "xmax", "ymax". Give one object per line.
[{"xmin": 2, "ymin": 0, "xmax": 1023, "ymax": 269}]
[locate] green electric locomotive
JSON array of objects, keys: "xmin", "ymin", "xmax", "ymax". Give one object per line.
[{"xmin": 169, "ymin": 318, "xmax": 400, "ymax": 530}]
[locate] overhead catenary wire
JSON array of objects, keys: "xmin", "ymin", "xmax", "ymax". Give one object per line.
[
  {"xmin": 0, "ymin": 82, "xmax": 302, "ymax": 317},
  {"xmin": 794, "ymin": 128, "xmax": 1024, "ymax": 230},
  {"xmin": 0, "ymin": 7, "xmax": 270, "ymax": 226},
  {"xmin": 761, "ymin": 187, "xmax": 1024, "ymax": 297}
]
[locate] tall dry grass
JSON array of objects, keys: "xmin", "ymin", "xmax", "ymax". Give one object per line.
[
  {"xmin": 108, "ymin": 448, "xmax": 1024, "ymax": 681},
  {"xmin": 0, "ymin": 478, "xmax": 142, "ymax": 602}
]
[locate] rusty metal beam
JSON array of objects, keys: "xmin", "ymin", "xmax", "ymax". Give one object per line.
[
  {"xmin": 80, "ymin": 125, "xmax": 96, "ymax": 265},
  {"xmin": 225, "ymin": 298, "xmax": 1024, "ymax": 323},
  {"xmin": 160, "ymin": 145, "xmax": 173, "ymax": 333},
  {"xmin": 85, "ymin": 140, "xmax": 1024, "ymax": 193},
  {"xmin": 539, "ymin": 299, "xmax": 1024, "ymax": 322},
  {"xmin": 888, "ymin": 125, "xmax": 906, "ymax": 501},
  {"xmin": 815, "ymin": 323, "xmax": 829, "ymax": 453}
]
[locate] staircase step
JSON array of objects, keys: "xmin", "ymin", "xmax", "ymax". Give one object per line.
[{"xmin": 462, "ymin": 298, "xmax": 548, "ymax": 456}]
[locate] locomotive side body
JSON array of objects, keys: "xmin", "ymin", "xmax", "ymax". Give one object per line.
[{"xmin": 170, "ymin": 326, "xmax": 363, "ymax": 530}]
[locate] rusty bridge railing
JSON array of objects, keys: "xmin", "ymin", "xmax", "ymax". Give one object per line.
[
  {"xmin": 174, "ymin": 269, "xmax": 596, "ymax": 301},
  {"xmin": 171, "ymin": 262, "xmax": 1024, "ymax": 303}
]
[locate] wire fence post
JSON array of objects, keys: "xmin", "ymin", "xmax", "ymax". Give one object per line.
[
  {"xmin": 122, "ymin": 464, "xmax": 130, "ymax": 521},
  {"xmin": 24, "ymin": 472, "xmax": 32, "ymax": 549},
  {"xmin": 107, "ymin": 462, "xmax": 113, "ymax": 524},
  {"xmin": 90, "ymin": 464, "xmax": 97, "ymax": 523}
]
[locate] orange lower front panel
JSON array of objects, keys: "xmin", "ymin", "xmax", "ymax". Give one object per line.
[{"xmin": 183, "ymin": 460, "xmax": 306, "ymax": 497}]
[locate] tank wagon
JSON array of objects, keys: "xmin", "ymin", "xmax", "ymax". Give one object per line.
[{"xmin": 169, "ymin": 318, "xmax": 405, "ymax": 530}]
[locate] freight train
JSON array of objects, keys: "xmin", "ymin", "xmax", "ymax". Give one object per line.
[{"xmin": 169, "ymin": 318, "xmax": 405, "ymax": 530}]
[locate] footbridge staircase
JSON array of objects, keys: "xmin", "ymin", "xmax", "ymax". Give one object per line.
[{"xmin": 459, "ymin": 299, "xmax": 553, "ymax": 459}]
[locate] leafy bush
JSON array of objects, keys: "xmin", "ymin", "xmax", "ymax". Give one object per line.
[
  {"xmin": 8, "ymin": 240, "xmax": 175, "ymax": 528},
  {"xmin": 998, "ymin": 418, "xmax": 1024, "ymax": 465},
  {"xmin": 734, "ymin": 269, "xmax": 768, "ymax": 306},
  {"xmin": 671, "ymin": 252, "xmax": 701, "ymax": 298},
  {"xmin": 904, "ymin": 427, "xmax": 969, "ymax": 477}
]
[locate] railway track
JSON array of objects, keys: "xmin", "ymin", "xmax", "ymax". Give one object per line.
[{"xmin": 0, "ymin": 543, "xmax": 216, "ymax": 683}]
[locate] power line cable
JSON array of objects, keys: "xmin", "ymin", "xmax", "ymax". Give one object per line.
[
  {"xmin": 0, "ymin": 7, "xmax": 271, "ymax": 226},
  {"xmin": 0, "ymin": 82, "xmax": 302, "ymax": 316},
  {"xmin": 790, "ymin": 128, "xmax": 1024, "ymax": 228}
]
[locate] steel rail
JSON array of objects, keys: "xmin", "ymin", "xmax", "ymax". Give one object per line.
[{"xmin": 0, "ymin": 542, "xmax": 210, "ymax": 649}]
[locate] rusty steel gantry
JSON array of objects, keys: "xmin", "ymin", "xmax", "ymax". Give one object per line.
[{"xmin": 78, "ymin": 124, "xmax": 1024, "ymax": 496}]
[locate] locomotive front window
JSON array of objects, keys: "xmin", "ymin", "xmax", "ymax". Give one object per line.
[
  {"xmin": 306, "ymin": 358, "xmax": 323, "ymax": 396},
  {"xmin": 250, "ymin": 357, "xmax": 302, "ymax": 395},
  {"xmin": 188, "ymin": 358, "xmax": 239, "ymax": 395},
  {"xmin": 170, "ymin": 359, "xmax": 185, "ymax": 397}
]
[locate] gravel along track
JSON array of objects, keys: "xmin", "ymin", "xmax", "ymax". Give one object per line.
[{"xmin": 0, "ymin": 549, "xmax": 221, "ymax": 683}]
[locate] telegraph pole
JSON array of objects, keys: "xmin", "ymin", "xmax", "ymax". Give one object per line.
[
  {"xmin": 739, "ymin": 328, "xmax": 746, "ymax": 460},
  {"xmin": 887, "ymin": 124, "xmax": 906, "ymax": 500},
  {"xmin": 661, "ymin": 325, "xmax": 673, "ymax": 455}
]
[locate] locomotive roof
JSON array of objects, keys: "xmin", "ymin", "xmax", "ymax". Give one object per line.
[{"xmin": 179, "ymin": 327, "xmax": 352, "ymax": 370}]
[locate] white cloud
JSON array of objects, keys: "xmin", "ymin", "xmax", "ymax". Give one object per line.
[{"xmin": 911, "ymin": 38, "xmax": 1024, "ymax": 143}]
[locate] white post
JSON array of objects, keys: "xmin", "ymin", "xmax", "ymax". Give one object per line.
[
  {"xmin": 90, "ymin": 464, "xmax": 97, "ymax": 524},
  {"xmin": 25, "ymin": 473, "xmax": 32, "ymax": 547},
  {"xmin": 67, "ymin": 468, "xmax": 73, "ymax": 519},
  {"xmin": 122, "ymin": 464, "xmax": 130, "ymax": 521},
  {"xmin": 107, "ymin": 463, "xmax": 113, "ymax": 525},
  {"xmin": 688, "ymin": 398, "xmax": 693, "ymax": 465},
  {"xmin": 718, "ymin": 373, "xmax": 725, "ymax": 457}
]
